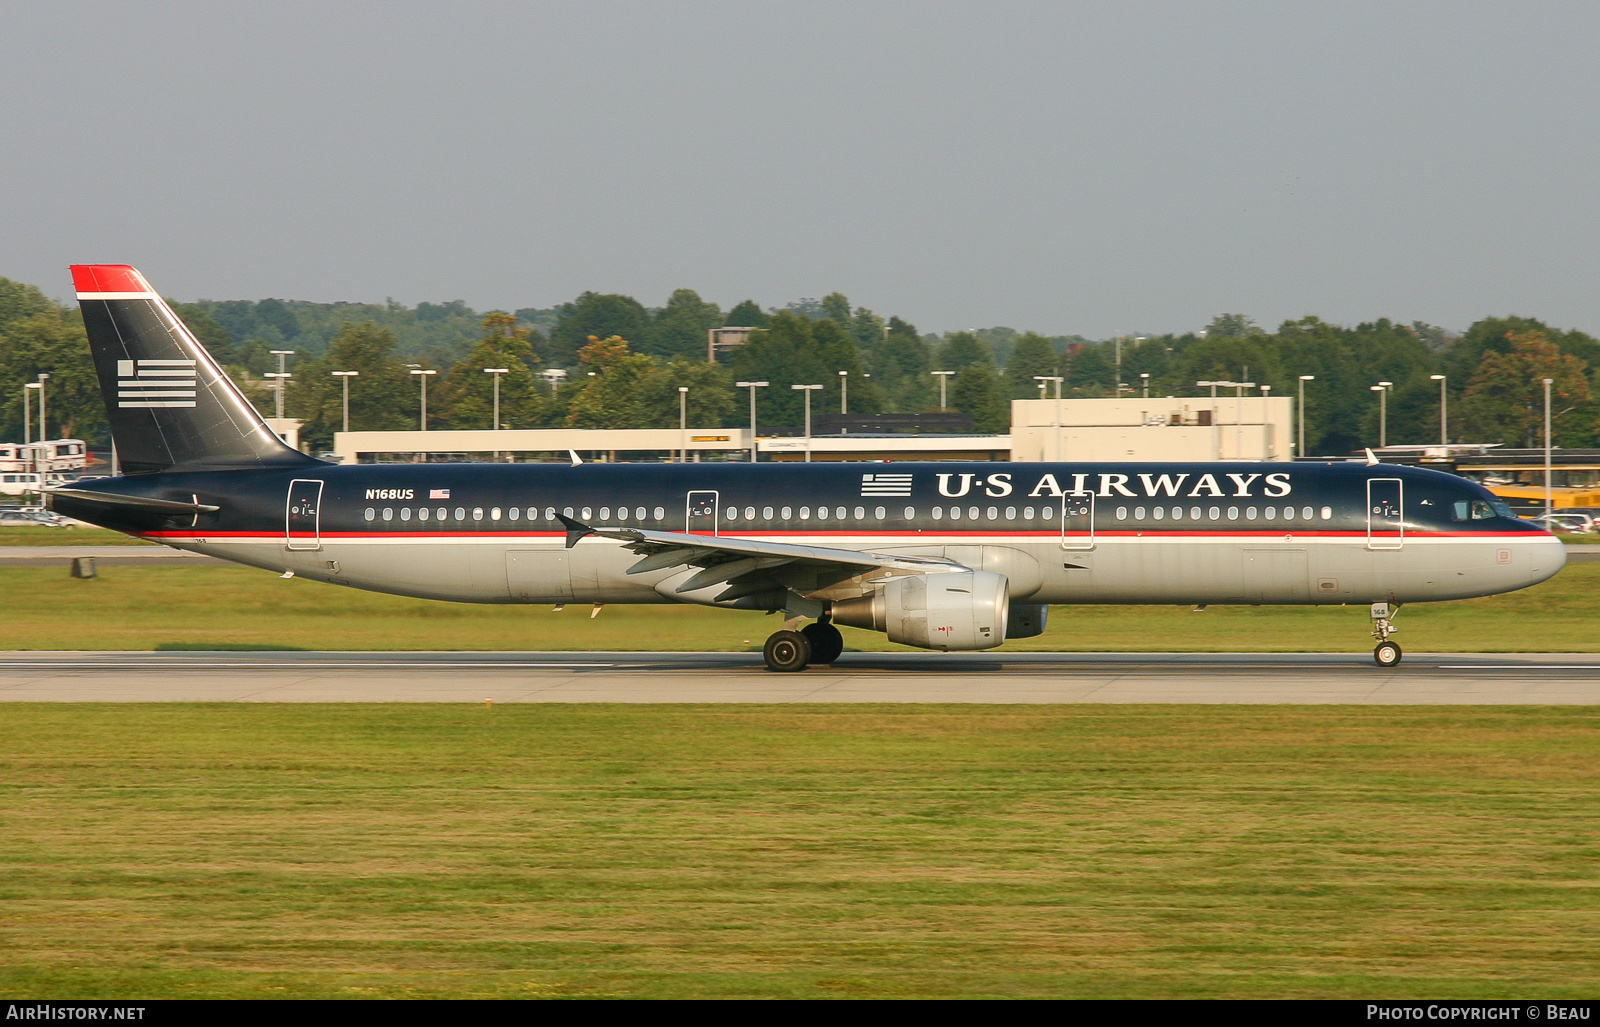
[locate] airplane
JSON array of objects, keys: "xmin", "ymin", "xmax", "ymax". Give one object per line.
[{"xmin": 47, "ymin": 265, "xmax": 1566, "ymax": 671}]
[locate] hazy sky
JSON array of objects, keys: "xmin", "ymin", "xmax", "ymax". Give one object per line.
[{"xmin": 3, "ymin": 1, "xmax": 1598, "ymax": 338}]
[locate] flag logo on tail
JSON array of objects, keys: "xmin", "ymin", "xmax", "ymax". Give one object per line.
[
  {"xmin": 860, "ymin": 472, "xmax": 914, "ymax": 497},
  {"xmin": 117, "ymin": 359, "xmax": 197, "ymax": 409}
]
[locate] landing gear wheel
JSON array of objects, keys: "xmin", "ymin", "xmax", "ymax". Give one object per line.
[
  {"xmin": 764, "ymin": 630, "xmax": 812, "ymax": 672},
  {"xmin": 1374, "ymin": 641, "xmax": 1403, "ymax": 668},
  {"xmin": 801, "ymin": 622, "xmax": 844, "ymax": 665}
]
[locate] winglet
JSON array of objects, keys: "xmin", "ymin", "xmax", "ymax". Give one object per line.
[
  {"xmin": 554, "ymin": 512, "xmax": 594, "ymax": 549},
  {"xmin": 1365, "ymin": 448, "xmax": 1379, "ymax": 466},
  {"xmin": 568, "ymin": 449, "xmax": 583, "ymax": 466}
]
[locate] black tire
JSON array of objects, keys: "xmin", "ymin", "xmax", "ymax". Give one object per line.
[
  {"xmin": 764, "ymin": 630, "xmax": 812, "ymax": 672},
  {"xmin": 1373, "ymin": 641, "xmax": 1402, "ymax": 668},
  {"xmin": 801, "ymin": 622, "xmax": 845, "ymax": 664}
]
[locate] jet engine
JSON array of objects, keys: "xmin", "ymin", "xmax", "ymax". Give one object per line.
[{"xmin": 832, "ymin": 569, "xmax": 1009, "ymax": 651}]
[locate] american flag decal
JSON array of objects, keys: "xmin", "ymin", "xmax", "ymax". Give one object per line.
[
  {"xmin": 429, "ymin": 488, "xmax": 451, "ymax": 500},
  {"xmin": 860, "ymin": 472, "xmax": 913, "ymax": 497},
  {"xmin": 117, "ymin": 358, "xmax": 197, "ymax": 408}
]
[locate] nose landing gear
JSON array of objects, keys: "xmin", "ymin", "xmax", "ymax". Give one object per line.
[
  {"xmin": 763, "ymin": 612, "xmax": 844, "ymax": 672},
  {"xmin": 1371, "ymin": 602, "xmax": 1402, "ymax": 668}
]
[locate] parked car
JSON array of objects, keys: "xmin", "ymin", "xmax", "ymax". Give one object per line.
[
  {"xmin": 1530, "ymin": 513, "xmax": 1595, "ymax": 533},
  {"xmin": 0, "ymin": 506, "xmax": 73, "ymax": 528}
]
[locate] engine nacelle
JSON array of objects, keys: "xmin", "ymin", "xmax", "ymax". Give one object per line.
[
  {"xmin": 1005, "ymin": 603, "xmax": 1048, "ymax": 639},
  {"xmin": 832, "ymin": 570, "xmax": 1010, "ymax": 651}
]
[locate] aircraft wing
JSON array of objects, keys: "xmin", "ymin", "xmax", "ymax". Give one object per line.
[{"xmin": 555, "ymin": 513, "xmax": 962, "ymax": 602}]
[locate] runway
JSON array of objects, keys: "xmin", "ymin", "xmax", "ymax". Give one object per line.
[{"xmin": 1, "ymin": 650, "xmax": 1598, "ymax": 703}]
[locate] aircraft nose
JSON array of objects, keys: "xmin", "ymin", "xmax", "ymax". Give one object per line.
[{"xmin": 1527, "ymin": 537, "xmax": 1568, "ymax": 586}]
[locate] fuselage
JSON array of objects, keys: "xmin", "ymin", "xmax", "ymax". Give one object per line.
[{"xmin": 55, "ymin": 459, "xmax": 1565, "ymax": 609}]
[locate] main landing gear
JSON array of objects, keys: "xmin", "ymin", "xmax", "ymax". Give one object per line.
[
  {"xmin": 1371, "ymin": 602, "xmax": 1402, "ymax": 668},
  {"xmin": 763, "ymin": 613, "xmax": 844, "ymax": 672}
]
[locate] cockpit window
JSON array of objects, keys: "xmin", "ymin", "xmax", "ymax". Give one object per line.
[{"xmin": 1452, "ymin": 499, "xmax": 1502, "ymax": 521}]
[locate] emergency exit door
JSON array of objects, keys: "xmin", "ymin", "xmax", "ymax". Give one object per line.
[
  {"xmin": 286, "ymin": 479, "xmax": 324, "ymax": 550},
  {"xmin": 686, "ymin": 491, "xmax": 719, "ymax": 536}
]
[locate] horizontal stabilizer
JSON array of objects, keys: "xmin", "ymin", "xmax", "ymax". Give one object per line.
[{"xmin": 44, "ymin": 487, "xmax": 219, "ymax": 514}]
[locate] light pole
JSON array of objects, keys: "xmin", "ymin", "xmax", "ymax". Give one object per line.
[
  {"xmin": 838, "ymin": 370, "xmax": 848, "ymax": 415},
  {"xmin": 1234, "ymin": 381, "xmax": 1255, "ymax": 459},
  {"xmin": 736, "ymin": 380, "xmax": 768, "ymax": 463},
  {"xmin": 541, "ymin": 368, "xmax": 567, "ymax": 396},
  {"xmin": 269, "ymin": 350, "xmax": 295, "ymax": 419},
  {"xmin": 23, "ymin": 382, "xmax": 41, "ymax": 487},
  {"xmin": 678, "ymin": 386, "xmax": 690, "ymax": 463},
  {"xmin": 1370, "ymin": 383, "xmax": 1392, "ymax": 448},
  {"xmin": 411, "ymin": 368, "xmax": 436, "ymax": 430},
  {"xmin": 1544, "ymin": 377, "xmax": 1554, "ymax": 521},
  {"xmin": 1140, "ymin": 372, "xmax": 1150, "ymax": 399},
  {"xmin": 1259, "ymin": 384, "xmax": 1272, "ymax": 459},
  {"xmin": 483, "ymin": 368, "xmax": 508, "ymax": 430},
  {"xmin": 932, "ymin": 370, "xmax": 955, "ymax": 410},
  {"xmin": 331, "ymin": 371, "xmax": 359, "ymax": 434},
  {"xmin": 1197, "ymin": 381, "xmax": 1226, "ymax": 459},
  {"xmin": 1296, "ymin": 376, "xmax": 1314, "ymax": 458},
  {"xmin": 36, "ymin": 373, "xmax": 48, "ymax": 442},
  {"xmin": 1431, "ymin": 374, "xmax": 1447, "ymax": 445},
  {"xmin": 792, "ymin": 384, "xmax": 822, "ymax": 462},
  {"xmin": 1034, "ymin": 375, "xmax": 1063, "ymax": 461}
]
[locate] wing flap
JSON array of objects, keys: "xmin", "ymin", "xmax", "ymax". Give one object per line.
[{"xmin": 553, "ymin": 513, "xmax": 964, "ymax": 601}]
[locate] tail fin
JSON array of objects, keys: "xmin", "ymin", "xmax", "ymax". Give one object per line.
[{"xmin": 71, "ymin": 265, "xmax": 318, "ymax": 475}]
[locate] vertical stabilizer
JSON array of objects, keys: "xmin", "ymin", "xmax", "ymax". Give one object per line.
[{"xmin": 71, "ymin": 265, "xmax": 319, "ymax": 474}]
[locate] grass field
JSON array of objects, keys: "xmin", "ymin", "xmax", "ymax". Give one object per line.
[
  {"xmin": 1, "ymin": 704, "xmax": 1596, "ymax": 999},
  {"xmin": 1, "ymin": 560, "xmax": 1596, "ymax": 652},
  {"xmin": 0, "ymin": 526, "xmax": 154, "ymax": 545}
]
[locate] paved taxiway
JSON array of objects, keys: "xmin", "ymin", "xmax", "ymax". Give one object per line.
[{"xmin": 1, "ymin": 651, "xmax": 1597, "ymax": 703}]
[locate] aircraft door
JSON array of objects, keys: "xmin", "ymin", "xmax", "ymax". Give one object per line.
[
  {"xmin": 1060, "ymin": 493, "xmax": 1095, "ymax": 551},
  {"xmin": 686, "ymin": 491, "xmax": 719, "ymax": 536},
  {"xmin": 1367, "ymin": 478, "xmax": 1404, "ymax": 550},
  {"xmin": 286, "ymin": 479, "xmax": 324, "ymax": 550}
]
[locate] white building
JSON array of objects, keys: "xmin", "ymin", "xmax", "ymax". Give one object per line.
[{"xmin": 1010, "ymin": 396, "xmax": 1292, "ymax": 462}]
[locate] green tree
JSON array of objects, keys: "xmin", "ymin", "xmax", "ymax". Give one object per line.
[
  {"xmin": 724, "ymin": 311, "xmax": 876, "ymax": 425},
  {"xmin": 1003, "ymin": 331, "xmax": 1058, "ymax": 400},
  {"xmin": 1460, "ymin": 330, "xmax": 1593, "ymax": 447},
  {"xmin": 636, "ymin": 356, "xmax": 735, "ymax": 429},
  {"xmin": 867, "ymin": 316, "xmax": 932, "ymax": 413},
  {"xmin": 564, "ymin": 335, "xmax": 659, "ymax": 429},
  {"xmin": 725, "ymin": 300, "xmax": 768, "ymax": 329},
  {"xmin": 950, "ymin": 362, "xmax": 1009, "ymax": 432},
  {"xmin": 434, "ymin": 312, "xmax": 544, "ymax": 432},
  {"xmin": 849, "ymin": 306, "xmax": 885, "ymax": 350},
  {"xmin": 937, "ymin": 332, "xmax": 994, "ymax": 372},
  {"xmin": 0, "ymin": 278, "xmax": 54, "ymax": 334},
  {"xmin": 549, "ymin": 293, "xmax": 649, "ymax": 369},
  {"xmin": 819, "ymin": 292, "xmax": 851, "ymax": 327},
  {"xmin": 0, "ymin": 309, "xmax": 105, "ymax": 444},
  {"xmin": 1204, "ymin": 314, "xmax": 1265, "ymax": 338},
  {"xmin": 1446, "ymin": 316, "xmax": 1600, "ymax": 387},
  {"xmin": 642, "ymin": 289, "xmax": 721, "ymax": 361},
  {"xmin": 1067, "ymin": 345, "xmax": 1115, "ymax": 393},
  {"xmin": 253, "ymin": 298, "xmax": 301, "ymax": 341},
  {"xmin": 287, "ymin": 322, "xmax": 416, "ymax": 450}
]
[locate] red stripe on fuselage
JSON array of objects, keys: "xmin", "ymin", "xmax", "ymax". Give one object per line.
[{"xmin": 140, "ymin": 528, "xmax": 1545, "ymax": 541}]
